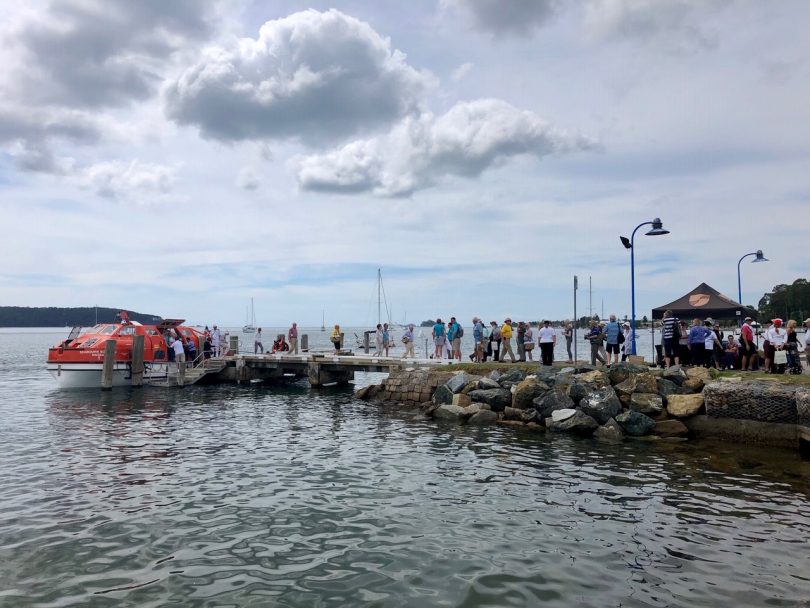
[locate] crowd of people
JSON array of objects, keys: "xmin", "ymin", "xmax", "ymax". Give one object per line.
[{"xmin": 194, "ymin": 315, "xmax": 809, "ymax": 374}]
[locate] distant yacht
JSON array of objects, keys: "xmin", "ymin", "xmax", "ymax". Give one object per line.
[{"xmin": 243, "ymin": 298, "xmax": 256, "ymax": 333}]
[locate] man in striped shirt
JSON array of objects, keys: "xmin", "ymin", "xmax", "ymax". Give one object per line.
[{"xmin": 661, "ymin": 309, "xmax": 680, "ymax": 367}]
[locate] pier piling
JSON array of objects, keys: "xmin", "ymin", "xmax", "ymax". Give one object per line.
[
  {"xmin": 131, "ymin": 335, "xmax": 144, "ymax": 387},
  {"xmin": 101, "ymin": 339, "xmax": 117, "ymax": 390}
]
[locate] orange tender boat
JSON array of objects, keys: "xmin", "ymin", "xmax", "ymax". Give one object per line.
[{"xmin": 47, "ymin": 316, "xmax": 205, "ymax": 389}]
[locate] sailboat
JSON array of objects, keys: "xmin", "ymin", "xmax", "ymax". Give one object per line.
[{"xmin": 243, "ymin": 298, "xmax": 256, "ymax": 333}]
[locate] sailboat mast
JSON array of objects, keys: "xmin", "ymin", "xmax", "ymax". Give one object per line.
[{"xmin": 377, "ymin": 268, "xmax": 381, "ymax": 325}]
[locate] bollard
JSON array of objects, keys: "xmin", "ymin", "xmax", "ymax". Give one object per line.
[
  {"xmin": 131, "ymin": 334, "xmax": 144, "ymax": 387},
  {"xmin": 301, "ymin": 334, "xmax": 309, "ymax": 352},
  {"xmin": 363, "ymin": 332, "xmax": 370, "ymax": 354},
  {"xmin": 101, "ymin": 339, "xmax": 117, "ymax": 390},
  {"xmin": 425, "ymin": 338, "xmax": 429, "ymax": 358}
]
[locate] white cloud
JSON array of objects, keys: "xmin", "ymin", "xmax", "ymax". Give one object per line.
[
  {"xmin": 165, "ymin": 9, "xmax": 434, "ymax": 144},
  {"xmin": 77, "ymin": 160, "xmax": 178, "ymax": 203},
  {"xmin": 294, "ymin": 99, "xmax": 597, "ymax": 197}
]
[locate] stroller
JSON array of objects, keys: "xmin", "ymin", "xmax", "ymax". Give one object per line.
[{"xmin": 785, "ymin": 343, "xmax": 803, "ymax": 375}]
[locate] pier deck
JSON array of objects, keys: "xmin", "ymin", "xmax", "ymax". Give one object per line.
[{"xmin": 145, "ymin": 352, "xmax": 448, "ymax": 388}]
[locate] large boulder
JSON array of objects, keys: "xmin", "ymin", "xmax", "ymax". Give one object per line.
[
  {"xmin": 566, "ymin": 382, "xmax": 589, "ymax": 405},
  {"xmin": 654, "ymin": 419, "xmax": 689, "ymax": 438},
  {"xmin": 630, "ymin": 393, "xmax": 664, "ymax": 416},
  {"xmin": 433, "ymin": 404, "xmax": 470, "ymax": 421},
  {"xmin": 533, "ymin": 388, "xmax": 575, "ymax": 419},
  {"xmin": 499, "ymin": 369, "xmax": 527, "ymax": 384},
  {"xmin": 521, "ymin": 408, "xmax": 540, "ymax": 423},
  {"xmin": 502, "ymin": 406, "xmax": 524, "ymax": 421},
  {"xmin": 656, "ymin": 378, "xmax": 679, "ymax": 402},
  {"xmin": 662, "ymin": 365, "xmax": 687, "ymax": 385},
  {"xmin": 616, "ymin": 410, "xmax": 656, "ymax": 436},
  {"xmin": 607, "ymin": 362, "xmax": 647, "ymax": 385},
  {"xmin": 452, "ymin": 394, "xmax": 472, "ymax": 408},
  {"xmin": 579, "ymin": 386, "xmax": 622, "ymax": 425},
  {"xmin": 432, "ymin": 385, "xmax": 454, "ymax": 406},
  {"xmin": 512, "ymin": 379, "xmax": 550, "ymax": 409},
  {"xmin": 467, "ymin": 388, "xmax": 512, "ymax": 412},
  {"xmin": 594, "ymin": 418, "xmax": 625, "ymax": 443},
  {"xmin": 680, "ymin": 377, "xmax": 705, "ymax": 393},
  {"xmin": 477, "ymin": 377, "xmax": 501, "ymax": 390},
  {"xmin": 488, "ymin": 370, "xmax": 503, "ymax": 383},
  {"xmin": 461, "ymin": 378, "xmax": 484, "ymax": 394},
  {"xmin": 666, "ymin": 393, "xmax": 705, "ymax": 418},
  {"xmin": 546, "ymin": 409, "xmax": 599, "ymax": 435},
  {"xmin": 686, "ymin": 367, "xmax": 711, "ymax": 383},
  {"xmin": 576, "ymin": 370, "xmax": 610, "ymax": 388},
  {"xmin": 797, "ymin": 389, "xmax": 810, "ymax": 426},
  {"xmin": 614, "ymin": 373, "xmax": 658, "ymax": 399},
  {"xmin": 468, "ymin": 409, "xmax": 498, "ymax": 425},
  {"xmin": 445, "ymin": 373, "xmax": 470, "ymax": 394},
  {"xmin": 535, "ymin": 368, "xmax": 559, "ymax": 386}
]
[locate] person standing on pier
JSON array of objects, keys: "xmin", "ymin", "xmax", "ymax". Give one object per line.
[
  {"xmin": 254, "ymin": 328, "xmax": 264, "ymax": 354},
  {"xmin": 500, "ymin": 318, "xmax": 516, "ymax": 362},
  {"xmin": 448, "ymin": 317, "xmax": 462, "ymax": 361},
  {"xmin": 288, "ymin": 322, "xmax": 298, "ymax": 355},
  {"xmin": 330, "ymin": 324, "xmax": 342, "ymax": 354},
  {"xmin": 516, "ymin": 322, "xmax": 526, "ymax": 361},
  {"xmin": 586, "ymin": 320, "xmax": 605, "ymax": 366},
  {"xmin": 472, "ymin": 317, "xmax": 484, "ymax": 362},
  {"xmin": 661, "ymin": 310, "xmax": 680, "ymax": 368},
  {"xmin": 212, "ymin": 325, "xmax": 222, "ymax": 357},
  {"xmin": 172, "ymin": 337, "xmax": 186, "ymax": 371},
  {"xmin": 374, "ymin": 323, "xmax": 384, "ymax": 356},
  {"xmin": 523, "ymin": 323, "xmax": 534, "ymax": 361},
  {"xmin": 383, "ymin": 323, "xmax": 391, "ymax": 356},
  {"xmin": 401, "ymin": 324, "xmax": 415, "ymax": 359},
  {"xmin": 564, "ymin": 322, "xmax": 574, "ymax": 363},
  {"xmin": 538, "ymin": 320, "xmax": 556, "ymax": 366},
  {"xmin": 605, "ymin": 315, "xmax": 622, "ymax": 366},
  {"xmin": 488, "ymin": 321, "xmax": 502, "ymax": 361},
  {"xmin": 433, "ymin": 318, "xmax": 445, "ymax": 359},
  {"xmin": 739, "ymin": 317, "xmax": 756, "ymax": 371}
]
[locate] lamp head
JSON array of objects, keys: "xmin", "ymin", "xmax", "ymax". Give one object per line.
[
  {"xmin": 620, "ymin": 236, "xmax": 632, "ymax": 249},
  {"xmin": 645, "ymin": 218, "xmax": 669, "ymax": 236},
  {"xmin": 752, "ymin": 249, "xmax": 768, "ymax": 263}
]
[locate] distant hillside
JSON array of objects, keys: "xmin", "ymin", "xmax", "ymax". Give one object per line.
[{"xmin": 0, "ymin": 307, "xmax": 163, "ymax": 328}]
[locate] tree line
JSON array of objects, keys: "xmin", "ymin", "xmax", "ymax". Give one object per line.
[
  {"xmin": 758, "ymin": 278, "xmax": 809, "ymax": 322},
  {"xmin": 0, "ymin": 307, "xmax": 162, "ymax": 328}
]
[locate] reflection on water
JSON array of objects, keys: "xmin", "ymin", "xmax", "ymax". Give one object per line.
[{"xmin": 0, "ymin": 333, "xmax": 809, "ymax": 606}]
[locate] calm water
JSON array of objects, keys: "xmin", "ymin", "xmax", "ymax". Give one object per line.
[{"xmin": 1, "ymin": 329, "xmax": 809, "ymax": 607}]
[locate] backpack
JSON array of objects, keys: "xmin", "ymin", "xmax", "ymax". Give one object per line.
[
  {"xmin": 456, "ymin": 325, "xmax": 464, "ymax": 338},
  {"xmin": 492, "ymin": 327, "xmax": 502, "ymax": 340}
]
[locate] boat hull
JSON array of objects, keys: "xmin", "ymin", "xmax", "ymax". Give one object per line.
[{"xmin": 46, "ymin": 362, "xmax": 171, "ymax": 389}]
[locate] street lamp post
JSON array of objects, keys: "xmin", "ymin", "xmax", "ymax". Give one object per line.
[
  {"xmin": 621, "ymin": 218, "xmax": 670, "ymax": 356},
  {"xmin": 736, "ymin": 250, "xmax": 768, "ymax": 325}
]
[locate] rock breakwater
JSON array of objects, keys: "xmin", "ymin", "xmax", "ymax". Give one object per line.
[{"xmin": 356, "ymin": 363, "xmax": 810, "ymax": 451}]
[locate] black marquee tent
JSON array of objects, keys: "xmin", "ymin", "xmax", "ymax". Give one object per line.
[{"xmin": 652, "ymin": 282, "xmax": 757, "ymax": 321}]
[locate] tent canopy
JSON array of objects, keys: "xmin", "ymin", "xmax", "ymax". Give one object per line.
[{"xmin": 652, "ymin": 282, "xmax": 756, "ymax": 321}]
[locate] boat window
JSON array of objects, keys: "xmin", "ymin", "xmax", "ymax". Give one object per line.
[
  {"xmin": 80, "ymin": 339, "xmax": 98, "ymax": 348},
  {"xmin": 98, "ymin": 325, "xmax": 117, "ymax": 335},
  {"xmin": 181, "ymin": 329, "xmax": 193, "ymax": 337},
  {"xmin": 118, "ymin": 326, "xmax": 136, "ymax": 336},
  {"xmin": 146, "ymin": 329, "xmax": 159, "ymax": 336}
]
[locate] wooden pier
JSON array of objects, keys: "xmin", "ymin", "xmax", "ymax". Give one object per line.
[{"xmin": 144, "ymin": 353, "xmax": 446, "ymax": 388}]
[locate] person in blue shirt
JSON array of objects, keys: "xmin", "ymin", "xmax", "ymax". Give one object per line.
[
  {"xmin": 382, "ymin": 323, "xmax": 391, "ymax": 356},
  {"xmin": 688, "ymin": 318, "xmax": 709, "ymax": 367},
  {"xmin": 447, "ymin": 316, "xmax": 462, "ymax": 361},
  {"xmin": 586, "ymin": 320, "xmax": 606, "ymax": 366},
  {"xmin": 471, "ymin": 317, "xmax": 484, "ymax": 362},
  {"xmin": 433, "ymin": 318, "xmax": 446, "ymax": 359},
  {"xmin": 604, "ymin": 314, "xmax": 622, "ymax": 366}
]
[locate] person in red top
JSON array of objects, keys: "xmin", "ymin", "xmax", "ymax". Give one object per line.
[{"xmin": 739, "ymin": 316, "xmax": 756, "ymax": 371}]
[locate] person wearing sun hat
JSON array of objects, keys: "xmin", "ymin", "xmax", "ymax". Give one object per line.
[
  {"xmin": 765, "ymin": 319, "xmax": 786, "ymax": 373},
  {"xmin": 740, "ymin": 316, "xmax": 756, "ymax": 371}
]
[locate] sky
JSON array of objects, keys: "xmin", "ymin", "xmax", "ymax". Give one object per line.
[{"xmin": 1, "ymin": 0, "xmax": 808, "ymax": 327}]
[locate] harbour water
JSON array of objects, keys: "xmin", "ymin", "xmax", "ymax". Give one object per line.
[{"xmin": 1, "ymin": 329, "xmax": 809, "ymax": 607}]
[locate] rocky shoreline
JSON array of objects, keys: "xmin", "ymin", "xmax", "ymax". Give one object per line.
[{"xmin": 356, "ymin": 363, "xmax": 810, "ymax": 452}]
